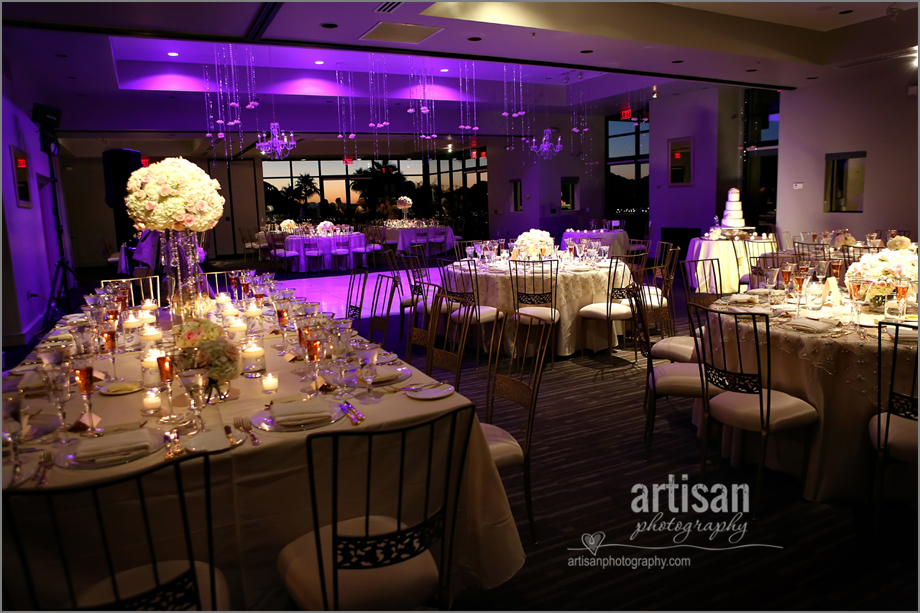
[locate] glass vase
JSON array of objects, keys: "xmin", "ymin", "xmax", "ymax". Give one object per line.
[{"xmin": 161, "ymin": 229, "xmax": 206, "ymax": 329}]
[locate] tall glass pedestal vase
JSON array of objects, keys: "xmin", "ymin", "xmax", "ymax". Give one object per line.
[{"xmin": 161, "ymin": 229, "xmax": 205, "ymax": 329}]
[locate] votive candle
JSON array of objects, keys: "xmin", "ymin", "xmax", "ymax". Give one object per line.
[{"xmin": 261, "ymin": 373, "xmax": 278, "ymax": 393}]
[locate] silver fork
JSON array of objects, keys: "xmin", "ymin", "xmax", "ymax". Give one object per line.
[
  {"xmin": 36, "ymin": 450, "xmax": 54, "ymax": 487},
  {"xmin": 236, "ymin": 418, "xmax": 261, "ymax": 446}
]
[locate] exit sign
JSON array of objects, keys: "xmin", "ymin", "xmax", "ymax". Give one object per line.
[
  {"xmin": 343, "ymin": 157, "xmax": 353, "ymax": 165},
  {"xmin": 620, "ymin": 109, "xmax": 631, "ymax": 120},
  {"xmin": 141, "ymin": 156, "xmax": 150, "ymax": 167},
  {"xmin": 674, "ymin": 152, "xmax": 680, "ymax": 159},
  {"xmin": 16, "ymin": 158, "xmax": 27, "ymax": 169}
]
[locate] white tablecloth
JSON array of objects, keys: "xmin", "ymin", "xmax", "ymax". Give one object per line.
[
  {"xmin": 696, "ymin": 302, "xmax": 917, "ymax": 502},
  {"xmin": 687, "ymin": 238, "xmax": 750, "ymax": 293},
  {"xmin": 561, "ymin": 230, "xmax": 630, "ymax": 257},
  {"xmin": 7, "ymin": 322, "xmax": 524, "ymax": 609},
  {"xmin": 460, "ymin": 262, "xmax": 631, "ymax": 356},
  {"xmin": 387, "ymin": 227, "xmax": 456, "ymax": 255},
  {"xmin": 284, "ymin": 233, "xmax": 366, "ymax": 272}
]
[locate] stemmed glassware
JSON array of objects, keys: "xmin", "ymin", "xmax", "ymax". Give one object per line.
[
  {"xmin": 814, "ymin": 260, "xmax": 828, "ymax": 287},
  {"xmin": 229, "ymin": 271, "xmax": 240, "ymax": 302},
  {"xmin": 274, "ymin": 298, "xmax": 293, "ymax": 354},
  {"xmin": 98, "ymin": 323, "xmax": 120, "ymax": 382},
  {"xmin": 829, "ymin": 259, "xmax": 843, "ymax": 285},
  {"xmin": 866, "ymin": 232, "xmax": 878, "ymax": 245},
  {"xmin": 177, "ymin": 368, "xmax": 209, "ymax": 435},
  {"xmin": 791, "ymin": 271, "xmax": 807, "ymax": 317},
  {"xmin": 780, "ymin": 263, "xmax": 793, "ymax": 295},
  {"xmin": 2, "ymin": 393, "xmax": 25, "ymax": 473},
  {"xmin": 763, "ymin": 268, "xmax": 780, "ymax": 305},
  {"xmin": 73, "ymin": 354, "xmax": 104, "ymax": 437},
  {"xmin": 894, "ymin": 277, "xmax": 912, "ymax": 323},
  {"xmin": 298, "ymin": 323, "xmax": 326, "ymax": 396},
  {"xmin": 156, "ymin": 349, "xmax": 190, "ymax": 426},
  {"xmin": 352, "ymin": 341, "xmax": 381, "ymax": 404},
  {"xmin": 846, "ymin": 277, "xmax": 872, "ymax": 338},
  {"xmin": 37, "ymin": 362, "xmax": 74, "ymax": 445}
]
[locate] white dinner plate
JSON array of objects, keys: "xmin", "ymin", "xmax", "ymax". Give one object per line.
[
  {"xmin": 376, "ymin": 352, "xmax": 399, "ymax": 365},
  {"xmin": 250, "ymin": 396, "xmax": 348, "ymax": 432},
  {"xmin": 2, "ymin": 456, "xmax": 39, "ymax": 489},
  {"xmin": 54, "ymin": 429, "xmax": 165, "ymax": 470},
  {"xmin": 406, "ymin": 384, "xmax": 455, "ymax": 401},
  {"xmin": 97, "ymin": 381, "xmax": 144, "ymax": 396}
]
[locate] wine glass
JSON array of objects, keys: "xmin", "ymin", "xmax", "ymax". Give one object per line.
[
  {"xmin": 814, "ymin": 260, "xmax": 828, "ymax": 286},
  {"xmin": 98, "ymin": 323, "xmax": 120, "ymax": 382},
  {"xmin": 830, "ymin": 259, "xmax": 843, "ymax": 284},
  {"xmin": 331, "ymin": 358, "xmax": 358, "ymax": 399},
  {"xmin": 273, "ymin": 298, "xmax": 292, "ymax": 355},
  {"xmin": 894, "ymin": 277, "xmax": 911, "ymax": 323},
  {"xmin": 866, "ymin": 232, "xmax": 878, "ymax": 245},
  {"xmin": 780, "ymin": 263, "xmax": 793, "ymax": 294},
  {"xmin": 298, "ymin": 324, "xmax": 325, "ymax": 396},
  {"xmin": 36, "ymin": 362, "xmax": 74, "ymax": 445},
  {"xmin": 791, "ymin": 272, "xmax": 807, "ymax": 317},
  {"xmin": 177, "ymin": 368, "xmax": 209, "ymax": 435},
  {"xmin": 73, "ymin": 354, "xmax": 104, "ymax": 437},
  {"xmin": 763, "ymin": 268, "xmax": 780, "ymax": 305},
  {"xmin": 229, "ymin": 271, "xmax": 240, "ymax": 302},
  {"xmin": 352, "ymin": 342, "xmax": 381, "ymax": 404},
  {"xmin": 157, "ymin": 349, "xmax": 189, "ymax": 426}
]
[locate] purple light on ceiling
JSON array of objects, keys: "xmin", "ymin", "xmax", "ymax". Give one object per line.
[
  {"xmin": 273, "ymin": 77, "xmax": 341, "ymax": 97},
  {"xmin": 119, "ymin": 72, "xmax": 207, "ymax": 92}
]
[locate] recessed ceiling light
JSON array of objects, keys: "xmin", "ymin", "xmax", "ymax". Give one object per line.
[
  {"xmin": 315, "ymin": 60, "xmax": 324, "ymax": 65},
  {"xmin": 67, "ymin": 76, "xmax": 77, "ymax": 79},
  {"xmin": 168, "ymin": 95, "xmax": 176, "ymax": 99},
  {"xmin": 672, "ymin": 60, "xmax": 684, "ymax": 64},
  {"xmin": 806, "ymin": 76, "xmax": 819, "ymax": 80},
  {"xmin": 440, "ymin": 68, "xmax": 449, "ymax": 72},
  {"xmin": 580, "ymin": 50, "xmax": 593, "ymax": 54},
  {"xmin": 468, "ymin": 37, "xmax": 482, "ymax": 42},
  {"xmin": 168, "ymin": 52, "xmax": 179, "ymax": 57},
  {"xmin": 321, "ymin": 23, "xmax": 338, "ymax": 29},
  {"xmin": 56, "ymin": 53, "xmax": 67, "ymax": 58},
  {"xmin": 839, "ymin": 9, "xmax": 853, "ymax": 14},
  {"xmin": 746, "ymin": 69, "xmax": 758, "ymax": 72}
]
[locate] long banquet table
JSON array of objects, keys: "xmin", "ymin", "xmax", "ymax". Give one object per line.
[
  {"xmin": 387, "ymin": 227, "xmax": 456, "ymax": 255},
  {"xmin": 697, "ymin": 298, "xmax": 917, "ymax": 502},
  {"xmin": 4, "ymin": 321, "xmax": 525, "ymax": 609},
  {"xmin": 282, "ymin": 233, "xmax": 367, "ymax": 272},
  {"xmin": 561, "ymin": 229, "xmax": 629, "ymax": 257}
]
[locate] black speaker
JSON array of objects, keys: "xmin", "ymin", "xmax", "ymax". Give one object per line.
[
  {"xmin": 31, "ymin": 103, "xmax": 61, "ymax": 131},
  {"xmin": 102, "ymin": 149, "xmax": 143, "ymax": 247}
]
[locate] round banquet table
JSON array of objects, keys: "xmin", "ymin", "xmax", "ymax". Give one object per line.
[
  {"xmin": 458, "ymin": 260, "xmax": 632, "ymax": 356},
  {"xmin": 283, "ymin": 233, "xmax": 366, "ymax": 272},
  {"xmin": 695, "ymin": 299, "xmax": 917, "ymax": 502},
  {"xmin": 561, "ymin": 229, "xmax": 630, "ymax": 257},
  {"xmin": 386, "ymin": 227, "xmax": 456, "ymax": 255},
  {"xmin": 687, "ymin": 238, "xmax": 749, "ymax": 293},
  {"xmin": 4, "ymin": 318, "xmax": 525, "ymax": 609}
]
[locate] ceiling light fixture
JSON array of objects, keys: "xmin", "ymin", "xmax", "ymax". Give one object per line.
[
  {"xmin": 321, "ymin": 23, "xmax": 338, "ymax": 29},
  {"xmin": 168, "ymin": 52, "xmax": 179, "ymax": 57},
  {"xmin": 315, "ymin": 60, "xmax": 324, "ymax": 65},
  {"xmin": 440, "ymin": 68, "xmax": 449, "ymax": 72},
  {"xmin": 468, "ymin": 37, "xmax": 482, "ymax": 41}
]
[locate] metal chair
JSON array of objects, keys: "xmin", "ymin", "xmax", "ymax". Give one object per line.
[
  {"xmin": 352, "ymin": 225, "xmax": 384, "ymax": 268},
  {"xmin": 578, "ymin": 257, "xmax": 638, "ymax": 364},
  {"xmin": 366, "ymin": 274, "xmax": 397, "ymax": 348},
  {"xmin": 299, "ymin": 235, "xmax": 325, "ymax": 273},
  {"xmin": 688, "ymin": 303, "xmax": 819, "ymax": 515},
  {"xmin": 841, "ymin": 244, "xmax": 882, "ymax": 270},
  {"xmin": 680, "ymin": 258, "xmax": 724, "ymax": 306},
  {"xmin": 239, "ymin": 228, "xmax": 258, "ymax": 261},
  {"xmin": 410, "ymin": 228, "xmax": 430, "ymax": 258},
  {"xmin": 383, "ymin": 249, "xmax": 405, "ymax": 297},
  {"xmin": 277, "ymin": 406, "xmax": 475, "ymax": 611},
  {"xmin": 404, "ymin": 280, "xmax": 443, "ymax": 375},
  {"xmin": 793, "ymin": 241, "xmax": 831, "ymax": 264},
  {"xmin": 428, "ymin": 226, "xmax": 449, "ymax": 256},
  {"xmin": 424, "ymin": 292, "xmax": 473, "ymax": 391},
  {"xmin": 735, "ymin": 238, "xmax": 777, "ymax": 291},
  {"xmin": 453, "ymin": 240, "xmax": 480, "ymax": 262},
  {"xmin": 266, "ymin": 232, "xmax": 298, "ymax": 273},
  {"xmin": 345, "ymin": 267, "xmax": 369, "ymax": 324},
  {"xmin": 869, "ymin": 321, "xmax": 918, "ymax": 511},
  {"xmin": 482, "ymin": 306, "xmax": 553, "ymax": 543},
  {"xmin": 3, "ymin": 451, "xmax": 229, "ymax": 610},
  {"xmin": 398, "ymin": 253, "xmax": 433, "ymax": 340},
  {"xmin": 509, "ymin": 259, "xmax": 559, "ymax": 367},
  {"xmin": 441, "ymin": 258, "xmax": 503, "ymax": 368},
  {"xmin": 332, "ymin": 235, "xmax": 353, "ymax": 271},
  {"xmin": 101, "ymin": 275, "xmax": 160, "ymax": 307}
]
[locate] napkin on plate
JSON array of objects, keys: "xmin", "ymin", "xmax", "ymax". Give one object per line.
[
  {"xmin": 729, "ymin": 294, "xmax": 759, "ymax": 304},
  {"xmin": 726, "ymin": 306, "xmax": 772, "ymax": 316},
  {"xmin": 887, "ymin": 326, "xmax": 919, "ymax": 342},
  {"xmin": 270, "ymin": 397, "xmax": 333, "ymax": 426},
  {"xmin": 74, "ymin": 429, "xmax": 153, "ymax": 463},
  {"xmin": 372, "ymin": 365, "xmax": 400, "ymax": 383},
  {"xmin": 786, "ymin": 318, "xmax": 837, "ymax": 333}
]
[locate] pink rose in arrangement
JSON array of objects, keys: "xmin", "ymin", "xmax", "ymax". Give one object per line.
[
  {"xmin": 175, "ymin": 212, "xmax": 186, "ymax": 222},
  {"xmin": 160, "ymin": 186, "xmax": 172, "ymax": 196},
  {"xmin": 184, "ymin": 329, "xmax": 203, "ymax": 345},
  {"xmin": 145, "ymin": 201, "xmax": 157, "ymax": 210},
  {"xmin": 184, "ymin": 214, "xmax": 195, "ymax": 226},
  {"xmin": 197, "ymin": 201, "xmax": 207, "ymax": 211}
]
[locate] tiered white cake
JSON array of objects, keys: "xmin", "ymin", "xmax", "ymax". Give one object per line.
[{"xmin": 722, "ymin": 188, "xmax": 745, "ymax": 228}]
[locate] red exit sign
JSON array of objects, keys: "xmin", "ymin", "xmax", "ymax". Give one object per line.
[
  {"xmin": 674, "ymin": 152, "xmax": 681, "ymax": 159},
  {"xmin": 141, "ymin": 156, "xmax": 150, "ymax": 167},
  {"xmin": 16, "ymin": 158, "xmax": 27, "ymax": 169},
  {"xmin": 343, "ymin": 157, "xmax": 353, "ymax": 165},
  {"xmin": 620, "ymin": 109, "xmax": 631, "ymax": 120}
]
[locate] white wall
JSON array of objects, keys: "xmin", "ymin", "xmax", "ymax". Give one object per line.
[{"xmin": 776, "ymin": 62, "xmax": 918, "ymax": 239}]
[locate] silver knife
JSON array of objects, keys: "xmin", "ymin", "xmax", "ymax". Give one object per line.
[{"xmin": 341, "ymin": 401, "xmax": 365, "ymax": 422}]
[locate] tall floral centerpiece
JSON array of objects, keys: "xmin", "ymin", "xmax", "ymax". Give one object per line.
[
  {"xmin": 124, "ymin": 158, "xmax": 224, "ymax": 327},
  {"xmin": 513, "ymin": 229, "xmax": 555, "ymax": 260},
  {"xmin": 316, "ymin": 220, "xmax": 336, "ymax": 236},
  {"xmin": 174, "ymin": 319, "xmax": 241, "ymax": 401},
  {"xmin": 397, "ymin": 196, "xmax": 413, "ymax": 221},
  {"xmin": 845, "ymin": 248, "xmax": 918, "ymax": 309},
  {"xmin": 280, "ymin": 219, "xmax": 297, "ymax": 232}
]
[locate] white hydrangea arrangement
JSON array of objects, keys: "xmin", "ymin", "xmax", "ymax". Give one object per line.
[
  {"xmin": 396, "ymin": 196, "xmax": 413, "ymax": 210},
  {"xmin": 887, "ymin": 235, "xmax": 911, "ymax": 251},
  {"xmin": 513, "ymin": 229, "xmax": 555, "ymax": 259},
  {"xmin": 835, "ymin": 232, "xmax": 856, "ymax": 248},
  {"xmin": 845, "ymin": 249, "xmax": 918, "ymax": 301},
  {"xmin": 174, "ymin": 318, "xmax": 225, "ymax": 348},
  {"xmin": 280, "ymin": 219, "xmax": 297, "ymax": 231},
  {"xmin": 124, "ymin": 158, "xmax": 224, "ymax": 232},
  {"xmin": 316, "ymin": 220, "xmax": 336, "ymax": 234}
]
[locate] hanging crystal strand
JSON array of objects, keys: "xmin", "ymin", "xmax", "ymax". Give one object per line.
[
  {"xmin": 347, "ymin": 70, "xmax": 357, "ymax": 160},
  {"xmin": 219, "ymin": 45, "xmax": 232, "ymax": 160},
  {"xmin": 429, "ymin": 64, "xmax": 437, "ymax": 142},
  {"xmin": 214, "ymin": 46, "xmax": 226, "ymax": 155},
  {"xmin": 230, "ymin": 44, "xmax": 245, "ymax": 157},
  {"xmin": 458, "ymin": 61, "xmax": 465, "ymax": 142},
  {"xmin": 203, "ymin": 65, "xmax": 217, "ymax": 166},
  {"xmin": 382, "ymin": 57, "xmax": 391, "ymax": 158}
]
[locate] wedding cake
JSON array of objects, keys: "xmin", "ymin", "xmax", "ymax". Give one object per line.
[{"xmin": 722, "ymin": 188, "xmax": 745, "ymax": 228}]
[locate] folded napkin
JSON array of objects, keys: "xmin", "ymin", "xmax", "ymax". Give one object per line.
[
  {"xmin": 372, "ymin": 365, "xmax": 400, "ymax": 384},
  {"xmin": 103, "ymin": 381, "xmax": 142, "ymax": 394},
  {"xmin": 18, "ymin": 371, "xmax": 44, "ymax": 391},
  {"xmin": 726, "ymin": 306, "xmax": 772, "ymax": 316},
  {"xmin": 75, "ymin": 430, "xmax": 153, "ymax": 462},
  {"xmin": 786, "ymin": 317, "xmax": 837, "ymax": 333},
  {"xmin": 270, "ymin": 397, "xmax": 334, "ymax": 426},
  {"xmin": 729, "ymin": 294, "xmax": 759, "ymax": 304},
  {"xmin": 887, "ymin": 326, "xmax": 919, "ymax": 342}
]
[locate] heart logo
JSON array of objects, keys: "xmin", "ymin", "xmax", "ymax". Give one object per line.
[{"xmin": 581, "ymin": 532, "xmax": 605, "ymax": 555}]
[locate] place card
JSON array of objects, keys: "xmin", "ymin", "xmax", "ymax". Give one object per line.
[
  {"xmin": 821, "ymin": 279, "xmax": 843, "ymax": 306},
  {"xmin": 283, "ymin": 352, "xmax": 301, "ymax": 362}
]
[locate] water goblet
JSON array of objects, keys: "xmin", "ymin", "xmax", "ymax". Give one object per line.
[
  {"xmin": 298, "ymin": 324, "xmax": 326, "ymax": 395},
  {"xmin": 866, "ymin": 232, "xmax": 878, "ymax": 245},
  {"xmin": 352, "ymin": 342, "xmax": 381, "ymax": 404},
  {"xmin": 780, "ymin": 263, "xmax": 793, "ymax": 294},
  {"xmin": 36, "ymin": 362, "xmax": 74, "ymax": 445},
  {"xmin": 177, "ymin": 368, "xmax": 209, "ymax": 435},
  {"xmin": 156, "ymin": 349, "xmax": 190, "ymax": 426},
  {"xmin": 73, "ymin": 354, "xmax": 104, "ymax": 437},
  {"xmin": 331, "ymin": 358, "xmax": 358, "ymax": 399},
  {"xmin": 763, "ymin": 268, "xmax": 780, "ymax": 305}
]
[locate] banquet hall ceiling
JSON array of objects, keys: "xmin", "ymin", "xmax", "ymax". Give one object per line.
[{"xmin": 3, "ymin": 1, "xmax": 916, "ymax": 152}]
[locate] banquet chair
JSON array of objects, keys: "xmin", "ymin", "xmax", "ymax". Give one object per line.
[
  {"xmin": 452, "ymin": 218, "xmax": 465, "ymax": 242},
  {"xmin": 442, "ymin": 257, "xmax": 503, "ymax": 368},
  {"xmin": 868, "ymin": 321, "xmax": 918, "ymax": 512},
  {"xmin": 626, "ymin": 239, "xmax": 651, "ymax": 257},
  {"xmin": 579, "ymin": 257, "xmax": 639, "ymax": 365},
  {"xmin": 639, "ymin": 247, "xmax": 681, "ymax": 337},
  {"xmin": 353, "ymin": 225, "xmax": 384, "ymax": 268},
  {"xmin": 734, "ymin": 238, "xmax": 777, "ymax": 291},
  {"xmin": 680, "ymin": 258, "xmax": 724, "ymax": 307},
  {"xmin": 453, "ymin": 240, "xmax": 479, "ymax": 262},
  {"xmin": 482, "ymin": 306, "xmax": 553, "ymax": 543},
  {"xmin": 424, "ymin": 292, "xmax": 473, "ymax": 391},
  {"xmin": 345, "ymin": 267, "xmax": 369, "ymax": 325},
  {"xmin": 841, "ymin": 244, "xmax": 881, "ymax": 270},
  {"xmin": 509, "ymin": 258, "xmax": 559, "ymax": 367},
  {"xmin": 689, "ymin": 303, "xmax": 819, "ymax": 515},
  {"xmin": 299, "ymin": 235, "xmax": 324, "ymax": 273},
  {"xmin": 645, "ymin": 248, "xmax": 698, "ymax": 364},
  {"xmin": 631, "ymin": 285, "xmax": 722, "ymax": 459},
  {"xmin": 277, "ymin": 406, "xmax": 475, "ymax": 611},
  {"xmin": 266, "ymin": 232, "xmax": 298, "ymax": 274},
  {"xmin": 239, "ymin": 228, "xmax": 258, "ymax": 262},
  {"xmin": 367, "ymin": 274, "xmax": 398, "ymax": 348},
  {"xmin": 101, "ymin": 275, "xmax": 160, "ymax": 307},
  {"xmin": 383, "ymin": 249, "xmax": 405, "ymax": 297},
  {"xmin": 652, "ymin": 241, "xmax": 674, "ymax": 268},
  {"xmin": 429, "ymin": 226, "xmax": 449, "ymax": 255},
  {"xmin": 332, "ymin": 235, "xmax": 353, "ymax": 271},
  {"xmin": 3, "ymin": 451, "xmax": 230, "ymax": 611},
  {"xmin": 410, "ymin": 228, "xmax": 430, "ymax": 258},
  {"xmin": 793, "ymin": 241, "xmax": 831, "ymax": 264},
  {"xmin": 398, "ymin": 253, "xmax": 433, "ymax": 340},
  {"xmin": 875, "ymin": 229, "xmax": 912, "ymax": 239},
  {"xmin": 405, "ymin": 281, "xmax": 442, "ymax": 371}
]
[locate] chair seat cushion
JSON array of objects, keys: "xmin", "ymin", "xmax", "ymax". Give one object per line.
[
  {"xmin": 332, "ymin": 249, "xmax": 350, "ymax": 256},
  {"xmin": 426, "ymin": 299, "xmax": 463, "ymax": 314},
  {"xmin": 79, "ymin": 560, "xmax": 231, "ymax": 610},
  {"xmin": 454, "ymin": 235, "xmax": 463, "ymax": 241},
  {"xmin": 518, "ymin": 306, "xmax": 560, "ymax": 323},
  {"xmin": 480, "ymin": 423, "xmax": 524, "ymax": 470},
  {"xmin": 868, "ymin": 413, "xmax": 918, "ymax": 465},
  {"xmin": 430, "ymin": 237, "xmax": 447, "ymax": 243},
  {"xmin": 650, "ymin": 336, "xmax": 697, "ymax": 363},
  {"xmin": 450, "ymin": 305, "xmax": 502, "ymax": 324},
  {"xmin": 366, "ymin": 244, "xmax": 383, "ymax": 251},
  {"xmin": 271, "ymin": 249, "xmax": 299, "ymax": 258},
  {"xmin": 277, "ymin": 515, "xmax": 439, "ymax": 611},
  {"xmin": 303, "ymin": 250, "xmax": 321, "ymax": 257},
  {"xmin": 400, "ymin": 295, "xmax": 420, "ymax": 308},
  {"xmin": 579, "ymin": 302, "xmax": 633, "ymax": 321},
  {"xmin": 642, "ymin": 294, "xmax": 668, "ymax": 308},
  {"xmin": 650, "ymin": 362, "xmax": 723, "ymax": 398},
  {"xmin": 710, "ymin": 390, "xmax": 818, "ymax": 433},
  {"xmin": 739, "ymin": 273, "xmax": 751, "ymax": 284},
  {"xmin": 244, "ymin": 242, "xmax": 258, "ymax": 249},
  {"xmin": 107, "ymin": 257, "xmax": 120, "ymax": 264}
]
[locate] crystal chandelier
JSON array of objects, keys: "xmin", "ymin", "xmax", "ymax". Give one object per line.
[
  {"xmin": 531, "ymin": 128, "xmax": 563, "ymax": 159},
  {"xmin": 257, "ymin": 122, "xmax": 296, "ymax": 159}
]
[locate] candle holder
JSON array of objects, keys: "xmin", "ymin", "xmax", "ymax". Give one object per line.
[
  {"xmin": 142, "ymin": 389, "xmax": 162, "ymax": 416},
  {"xmin": 225, "ymin": 317, "xmax": 248, "ymax": 344},
  {"xmin": 261, "ymin": 373, "xmax": 279, "ymax": 394},
  {"xmin": 241, "ymin": 335, "xmax": 266, "ymax": 378},
  {"xmin": 139, "ymin": 325, "xmax": 163, "ymax": 354},
  {"xmin": 140, "ymin": 348, "xmax": 167, "ymax": 394},
  {"xmin": 121, "ymin": 309, "xmax": 145, "ymax": 352},
  {"xmin": 244, "ymin": 301, "xmax": 264, "ymax": 335}
]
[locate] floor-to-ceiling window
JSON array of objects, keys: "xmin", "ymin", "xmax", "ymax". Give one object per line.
[
  {"xmin": 742, "ymin": 89, "xmax": 780, "ymax": 233},
  {"xmin": 605, "ymin": 119, "xmax": 649, "ymax": 236}
]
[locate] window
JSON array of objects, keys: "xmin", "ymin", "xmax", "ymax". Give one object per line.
[
  {"xmin": 291, "ymin": 160, "xmax": 319, "ymax": 177},
  {"xmin": 400, "ymin": 159, "xmax": 423, "ymax": 176},
  {"xmin": 512, "ymin": 179, "xmax": 522, "ymax": 212},
  {"xmin": 561, "ymin": 177, "xmax": 578, "ymax": 210},
  {"xmin": 605, "ymin": 118, "xmax": 650, "ymax": 215},
  {"xmin": 824, "ymin": 151, "xmax": 866, "ymax": 213},
  {"xmin": 320, "ymin": 159, "xmax": 346, "ymax": 176},
  {"xmin": 262, "ymin": 161, "xmax": 291, "ymax": 178}
]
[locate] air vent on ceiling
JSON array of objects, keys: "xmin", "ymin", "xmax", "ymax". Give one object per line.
[
  {"xmin": 836, "ymin": 50, "xmax": 917, "ymax": 68},
  {"xmin": 360, "ymin": 21, "xmax": 443, "ymax": 44},
  {"xmin": 375, "ymin": 2, "xmax": 401, "ymax": 13}
]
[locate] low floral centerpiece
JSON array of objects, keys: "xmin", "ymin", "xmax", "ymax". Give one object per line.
[
  {"xmin": 887, "ymin": 235, "xmax": 911, "ymax": 251},
  {"xmin": 845, "ymin": 248, "xmax": 918, "ymax": 308},
  {"xmin": 512, "ymin": 229, "xmax": 555, "ymax": 260},
  {"xmin": 280, "ymin": 219, "xmax": 297, "ymax": 231},
  {"xmin": 173, "ymin": 319, "xmax": 241, "ymax": 400},
  {"xmin": 316, "ymin": 220, "xmax": 336, "ymax": 235},
  {"xmin": 835, "ymin": 232, "xmax": 856, "ymax": 248}
]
